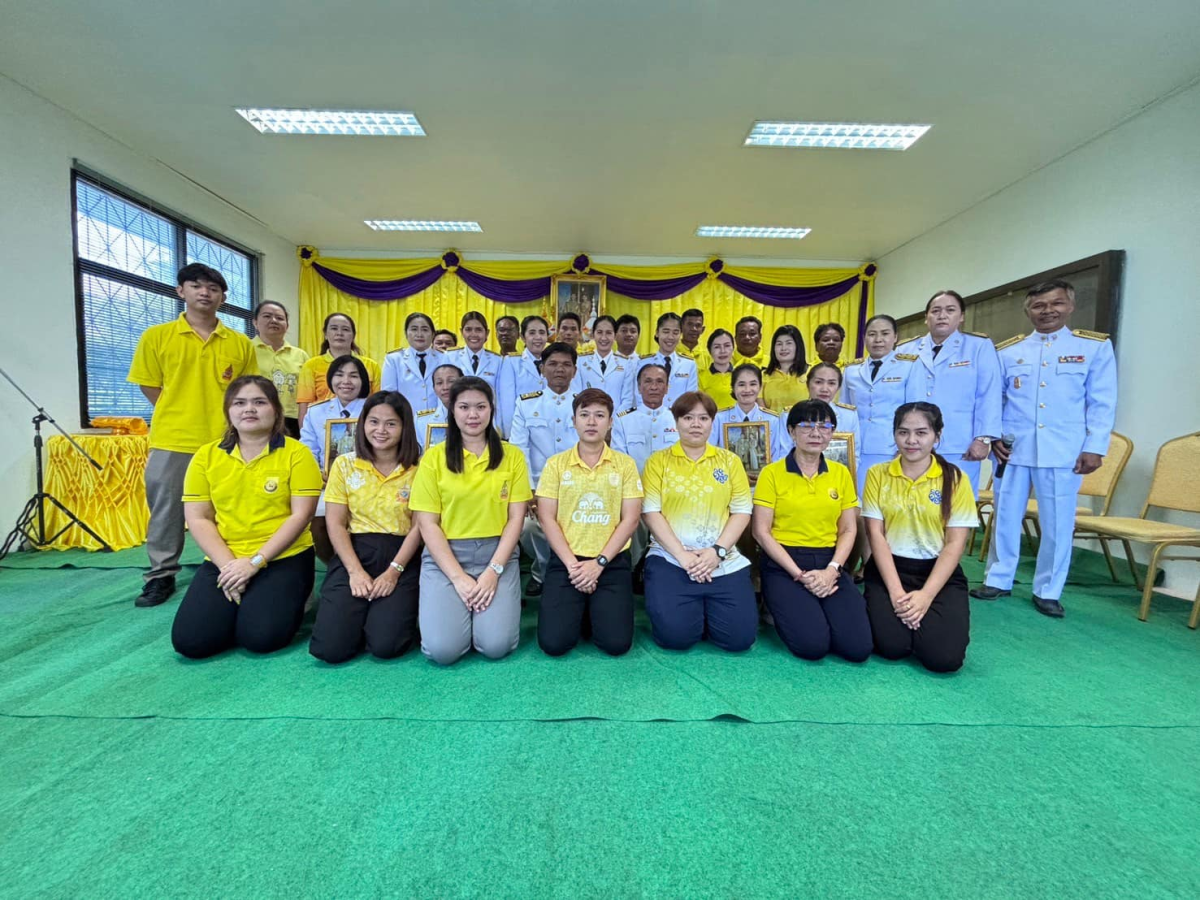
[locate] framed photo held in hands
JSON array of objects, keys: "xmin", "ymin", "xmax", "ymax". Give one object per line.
[
  {"xmin": 723, "ymin": 420, "xmax": 771, "ymax": 481},
  {"xmin": 825, "ymin": 432, "xmax": 856, "ymax": 481},
  {"xmin": 324, "ymin": 417, "xmax": 358, "ymax": 475}
]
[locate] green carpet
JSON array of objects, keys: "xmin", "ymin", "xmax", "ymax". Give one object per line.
[{"xmin": 0, "ymin": 544, "xmax": 1197, "ymax": 897}]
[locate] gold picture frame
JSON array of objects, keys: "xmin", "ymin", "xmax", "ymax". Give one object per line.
[
  {"xmin": 551, "ymin": 274, "xmax": 606, "ymax": 342},
  {"xmin": 826, "ymin": 432, "xmax": 857, "ymax": 480},
  {"xmin": 723, "ymin": 420, "xmax": 772, "ymax": 481},
  {"xmin": 323, "ymin": 417, "xmax": 358, "ymax": 475},
  {"xmin": 425, "ymin": 422, "xmax": 448, "ymax": 448}
]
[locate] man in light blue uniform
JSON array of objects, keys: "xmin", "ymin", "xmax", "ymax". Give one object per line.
[
  {"xmin": 843, "ymin": 314, "xmax": 918, "ymax": 498},
  {"xmin": 381, "ymin": 312, "xmax": 444, "ymax": 419},
  {"xmin": 509, "ymin": 342, "xmax": 578, "ymax": 596},
  {"xmin": 902, "ymin": 290, "xmax": 1002, "ymax": 494},
  {"xmin": 971, "ymin": 280, "xmax": 1117, "ymax": 618},
  {"xmin": 637, "ymin": 312, "xmax": 699, "ymax": 408}
]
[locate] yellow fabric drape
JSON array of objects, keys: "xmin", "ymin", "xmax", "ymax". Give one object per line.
[
  {"xmin": 43, "ymin": 434, "xmax": 150, "ymax": 551},
  {"xmin": 300, "ymin": 252, "xmax": 874, "ymax": 365}
]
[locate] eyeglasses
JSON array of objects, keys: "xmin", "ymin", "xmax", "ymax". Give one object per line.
[{"xmin": 793, "ymin": 422, "xmax": 835, "ymax": 433}]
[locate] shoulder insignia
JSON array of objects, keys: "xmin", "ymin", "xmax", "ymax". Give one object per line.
[
  {"xmin": 677, "ymin": 349, "xmax": 694, "ymax": 361},
  {"xmin": 416, "ymin": 408, "xmax": 437, "ymax": 417},
  {"xmin": 577, "ymin": 349, "xmax": 595, "ymax": 357},
  {"xmin": 965, "ymin": 330, "xmax": 989, "ymax": 339},
  {"xmin": 849, "ymin": 357, "xmax": 865, "ymax": 367},
  {"xmin": 896, "ymin": 337, "xmax": 919, "ymax": 347},
  {"xmin": 835, "ymin": 401, "xmax": 857, "ymax": 411},
  {"xmin": 995, "ymin": 334, "xmax": 1026, "ymax": 351},
  {"xmin": 894, "ymin": 352, "xmax": 918, "ymax": 361},
  {"xmin": 759, "ymin": 407, "xmax": 778, "ymax": 416},
  {"xmin": 613, "ymin": 351, "xmax": 630, "ymax": 359},
  {"xmin": 1074, "ymin": 328, "xmax": 1110, "ymax": 342},
  {"xmin": 617, "ymin": 407, "xmax": 637, "ymax": 417},
  {"xmin": 504, "ymin": 351, "xmax": 523, "ymax": 357},
  {"xmin": 520, "ymin": 391, "xmax": 543, "ymax": 401}
]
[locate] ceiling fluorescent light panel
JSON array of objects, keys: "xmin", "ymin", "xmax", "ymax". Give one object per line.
[
  {"xmin": 235, "ymin": 108, "xmax": 425, "ymax": 136},
  {"xmin": 745, "ymin": 121, "xmax": 931, "ymax": 150},
  {"xmin": 364, "ymin": 220, "xmax": 483, "ymax": 233},
  {"xmin": 696, "ymin": 226, "xmax": 811, "ymax": 239}
]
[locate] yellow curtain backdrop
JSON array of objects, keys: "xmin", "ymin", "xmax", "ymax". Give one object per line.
[{"xmin": 299, "ymin": 251, "xmax": 874, "ymax": 364}]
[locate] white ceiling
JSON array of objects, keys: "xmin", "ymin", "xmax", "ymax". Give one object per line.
[{"xmin": 4, "ymin": 0, "xmax": 1200, "ymax": 261}]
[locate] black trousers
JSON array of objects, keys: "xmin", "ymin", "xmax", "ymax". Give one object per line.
[
  {"xmin": 171, "ymin": 549, "xmax": 315, "ymax": 659},
  {"xmin": 310, "ymin": 533, "xmax": 420, "ymax": 664},
  {"xmin": 863, "ymin": 554, "xmax": 970, "ymax": 673},
  {"xmin": 538, "ymin": 551, "xmax": 634, "ymax": 656},
  {"xmin": 760, "ymin": 546, "xmax": 872, "ymax": 662}
]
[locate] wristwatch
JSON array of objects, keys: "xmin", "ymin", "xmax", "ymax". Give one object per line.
[
  {"xmin": 976, "ymin": 436, "xmax": 993, "ymax": 446},
  {"xmin": 489, "ymin": 562, "xmax": 505, "ymax": 576},
  {"xmin": 389, "ymin": 561, "xmax": 405, "ymax": 575},
  {"xmin": 826, "ymin": 560, "xmax": 843, "ymax": 573},
  {"xmin": 250, "ymin": 553, "xmax": 267, "ymax": 569},
  {"xmin": 712, "ymin": 544, "xmax": 728, "ymax": 560},
  {"xmin": 596, "ymin": 555, "xmax": 610, "ymax": 568}
]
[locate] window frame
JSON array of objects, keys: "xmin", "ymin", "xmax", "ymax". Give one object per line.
[{"xmin": 70, "ymin": 164, "xmax": 263, "ymax": 425}]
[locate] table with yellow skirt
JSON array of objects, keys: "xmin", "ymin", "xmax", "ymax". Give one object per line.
[{"xmin": 42, "ymin": 434, "xmax": 150, "ymax": 551}]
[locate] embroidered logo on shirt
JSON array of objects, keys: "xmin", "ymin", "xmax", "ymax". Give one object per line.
[
  {"xmin": 398, "ymin": 485, "xmax": 410, "ymax": 503},
  {"xmin": 571, "ymin": 492, "xmax": 611, "ymax": 526},
  {"xmin": 829, "ymin": 488, "xmax": 839, "ymax": 500},
  {"xmin": 499, "ymin": 480, "xmax": 510, "ymax": 501},
  {"xmin": 222, "ymin": 365, "xmax": 234, "ymax": 381},
  {"xmin": 928, "ymin": 489, "xmax": 942, "ymax": 504},
  {"xmin": 608, "ymin": 472, "xmax": 621, "ymax": 486},
  {"xmin": 712, "ymin": 468, "xmax": 728, "ymax": 484},
  {"xmin": 346, "ymin": 470, "xmax": 367, "ymax": 490},
  {"xmin": 1059, "ymin": 355, "xmax": 1085, "ymax": 364},
  {"xmin": 264, "ymin": 477, "xmax": 279, "ymax": 493},
  {"xmin": 1013, "ymin": 377, "xmax": 1022, "ymax": 389},
  {"xmin": 562, "ymin": 470, "xmax": 573, "ymax": 482}
]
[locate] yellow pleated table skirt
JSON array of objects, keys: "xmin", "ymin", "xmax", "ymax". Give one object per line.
[{"xmin": 42, "ymin": 434, "xmax": 150, "ymax": 551}]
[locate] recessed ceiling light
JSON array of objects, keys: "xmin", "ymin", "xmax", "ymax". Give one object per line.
[
  {"xmin": 364, "ymin": 220, "xmax": 483, "ymax": 233},
  {"xmin": 745, "ymin": 121, "xmax": 931, "ymax": 150},
  {"xmin": 235, "ymin": 108, "xmax": 425, "ymax": 136},
  {"xmin": 696, "ymin": 226, "xmax": 811, "ymax": 239}
]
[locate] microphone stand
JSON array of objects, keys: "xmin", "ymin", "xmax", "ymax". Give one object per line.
[{"xmin": 0, "ymin": 366, "xmax": 113, "ymax": 559}]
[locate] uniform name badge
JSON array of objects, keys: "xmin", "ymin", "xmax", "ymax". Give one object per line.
[{"xmin": 1013, "ymin": 376, "xmax": 1021, "ymax": 389}]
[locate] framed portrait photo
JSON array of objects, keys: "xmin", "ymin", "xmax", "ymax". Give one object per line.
[
  {"xmin": 825, "ymin": 432, "xmax": 857, "ymax": 480},
  {"xmin": 551, "ymin": 274, "xmax": 605, "ymax": 341},
  {"xmin": 324, "ymin": 417, "xmax": 358, "ymax": 475},
  {"xmin": 425, "ymin": 423, "xmax": 448, "ymax": 448},
  {"xmin": 723, "ymin": 420, "xmax": 772, "ymax": 481}
]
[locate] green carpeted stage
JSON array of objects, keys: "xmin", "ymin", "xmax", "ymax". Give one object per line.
[{"xmin": 1, "ymin": 540, "xmax": 1197, "ymax": 897}]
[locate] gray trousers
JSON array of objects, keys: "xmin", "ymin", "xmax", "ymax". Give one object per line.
[
  {"xmin": 419, "ymin": 538, "xmax": 521, "ymax": 665},
  {"xmin": 144, "ymin": 449, "xmax": 193, "ymax": 583}
]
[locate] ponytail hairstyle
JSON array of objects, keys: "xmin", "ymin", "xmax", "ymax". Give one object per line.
[
  {"xmin": 219, "ymin": 376, "xmax": 286, "ymax": 450},
  {"xmin": 892, "ymin": 401, "xmax": 960, "ymax": 525},
  {"xmin": 319, "ymin": 313, "xmax": 362, "ymax": 355},
  {"xmin": 445, "ymin": 376, "xmax": 504, "ymax": 473}
]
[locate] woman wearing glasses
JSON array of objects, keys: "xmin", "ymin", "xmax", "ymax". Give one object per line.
[{"xmin": 752, "ymin": 399, "xmax": 871, "ymax": 662}]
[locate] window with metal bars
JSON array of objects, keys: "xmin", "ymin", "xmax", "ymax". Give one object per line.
[{"xmin": 71, "ymin": 170, "xmax": 261, "ymax": 424}]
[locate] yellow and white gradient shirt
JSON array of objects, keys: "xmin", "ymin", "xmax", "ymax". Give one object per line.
[
  {"xmin": 536, "ymin": 443, "xmax": 643, "ymax": 557},
  {"xmin": 642, "ymin": 443, "xmax": 753, "ymax": 575},
  {"xmin": 861, "ymin": 457, "xmax": 979, "ymax": 560}
]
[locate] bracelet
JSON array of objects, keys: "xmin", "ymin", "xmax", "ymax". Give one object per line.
[{"xmin": 389, "ymin": 561, "xmax": 404, "ymax": 574}]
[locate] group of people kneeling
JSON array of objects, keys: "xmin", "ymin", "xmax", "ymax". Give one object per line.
[{"xmin": 172, "ymin": 373, "xmax": 977, "ymax": 673}]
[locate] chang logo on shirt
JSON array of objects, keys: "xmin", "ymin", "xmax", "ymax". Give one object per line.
[{"xmin": 571, "ymin": 492, "xmax": 611, "ymax": 526}]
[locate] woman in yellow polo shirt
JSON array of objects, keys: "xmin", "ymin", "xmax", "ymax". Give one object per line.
[
  {"xmin": 752, "ymin": 399, "xmax": 871, "ymax": 662},
  {"xmin": 410, "ymin": 376, "xmax": 532, "ymax": 664},
  {"xmin": 862, "ymin": 401, "xmax": 978, "ymax": 672},
  {"xmin": 760, "ymin": 324, "xmax": 810, "ymax": 413},
  {"xmin": 296, "ymin": 312, "xmax": 382, "ymax": 426},
  {"xmin": 309, "ymin": 391, "xmax": 423, "ymax": 664},
  {"xmin": 641, "ymin": 391, "xmax": 757, "ymax": 652},
  {"xmin": 536, "ymin": 388, "xmax": 644, "ymax": 656},
  {"xmin": 697, "ymin": 328, "xmax": 736, "ymax": 409},
  {"xmin": 171, "ymin": 376, "xmax": 323, "ymax": 659}
]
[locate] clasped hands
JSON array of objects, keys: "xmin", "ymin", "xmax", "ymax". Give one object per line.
[
  {"xmin": 216, "ymin": 557, "xmax": 260, "ymax": 604},
  {"xmin": 452, "ymin": 568, "xmax": 500, "ymax": 612},
  {"xmin": 347, "ymin": 566, "xmax": 402, "ymax": 601},
  {"xmin": 567, "ymin": 558, "xmax": 603, "ymax": 594},
  {"xmin": 681, "ymin": 546, "xmax": 721, "ymax": 583},
  {"xmin": 790, "ymin": 565, "xmax": 839, "ymax": 598},
  {"xmin": 891, "ymin": 588, "xmax": 933, "ymax": 630}
]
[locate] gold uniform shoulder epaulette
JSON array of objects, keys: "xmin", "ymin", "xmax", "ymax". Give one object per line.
[
  {"xmin": 995, "ymin": 334, "xmax": 1026, "ymax": 351},
  {"xmin": 617, "ymin": 407, "xmax": 637, "ymax": 417},
  {"xmin": 520, "ymin": 391, "xmax": 543, "ymax": 401},
  {"xmin": 577, "ymin": 349, "xmax": 595, "ymax": 357},
  {"xmin": 835, "ymin": 401, "xmax": 857, "ymax": 411},
  {"xmin": 894, "ymin": 352, "xmax": 918, "ymax": 361},
  {"xmin": 677, "ymin": 348, "xmax": 694, "ymax": 361},
  {"xmin": 416, "ymin": 408, "xmax": 437, "ymax": 417},
  {"xmin": 613, "ymin": 351, "xmax": 630, "ymax": 360},
  {"xmin": 849, "ymin": 357, "xmax": 865, "ymax": 367},
  {"xmin": 1074, "ymin": 328, "xmax": 1110, "ymax": 342},
  {"xmin": 759, "ymin": 407, "xmax": 778, "ymax": 417},
  {"xmin": 965, "ymin": 330, "xmax": 989, "ymax": 339},
  {"xmin": 896, "ymin": 336, "xmax": 919, "ymax": 347},
  {"xmin": 504, "ymin": 351, "xmax": 523, "ymax": 357}
]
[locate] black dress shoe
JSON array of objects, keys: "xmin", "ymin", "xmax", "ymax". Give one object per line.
[
  {"xmin": 1032, "ymin": 595, "xmax": 1065, "ymax": 618},
  {"xmin": 525, "ymin": 577, "xmax": 543, "ymax": 598},
  {"xmin": 969, "ymin": 585, "xmax": 1011, "ymax": 601},
  {"xmin": 135, "ymin": 576, "xmax": 176, "ymax": 608}
]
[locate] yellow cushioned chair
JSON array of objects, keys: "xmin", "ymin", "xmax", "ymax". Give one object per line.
[{"xmin": 1073, "ymin": 432, "xmax": 1200, "ymax": 626}]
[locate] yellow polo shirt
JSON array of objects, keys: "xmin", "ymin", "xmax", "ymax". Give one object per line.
[
  {"xmin": 296, "ymin": 352, "xmax": 382, "ymax": 405},
  {"xmin": 182, "ymin": 435, "xmax": 323, "ymax": 559},
  {"xmin": 642, "ymin": 442, "xmax": 753, "ymax": 573},
  {"xmin": 734, "ymin": 349, "xmax": 768, "ymax": 369},
  {"xmin": 536, "ymin": 443, "xmax": 643, "ymax": 556},
  {"xmin": 127, "ymin": 314, "xmax": 258, "ymax": 453},
  {"xmin": 754, "ymin": 454, "xmax": 857, "ymax": 547},
  {"xmin": 760, "ymin": 370, "xmax": 809, "ymax": 414},
  {"xmin": 253, "ymin": 338, "xmax": 310, "ymax": 418},
  {"xmin": 324, "ymin": 453, "xmax": 417, "ymax": 535},
  {"xmin": 409, "ymin": 441, "xmax": 533, "ymax": 539},
  {"xmin": 862, "ymin": 457, "xmax": 979, "ymax": 560},
  {"xmin": 684, "ymin": 345, "xmax": 712, "ymax": 373},
  {"xmin": 698, "ymin": 366, "xmax": 736, "ymax": 410}
]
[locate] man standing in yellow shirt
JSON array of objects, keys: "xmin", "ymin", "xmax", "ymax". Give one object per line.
[
  {"xmin": 536, "ymin": 388, "xmax": 644, "ymax": 656},
  {"xmin": 251, "ymin": 301, "xmax": 309, "ymax": 437},
  {"xmin": 127, "ymin": 263, "xmax": 257, "ymax": 607},
  {"xmin": 734, "ymin": 315, "xmax": 767, "ymax": 368}
]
